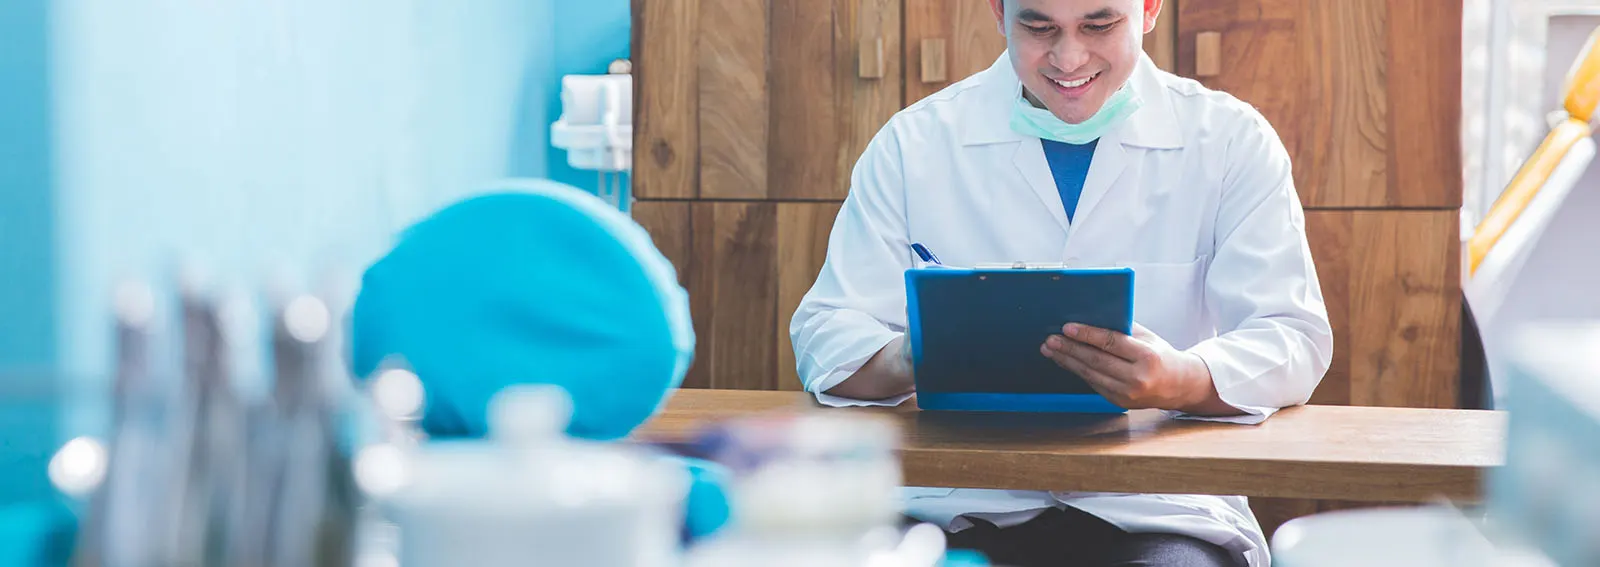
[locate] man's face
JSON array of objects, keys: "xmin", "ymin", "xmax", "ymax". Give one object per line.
[{"xmin": 988, "ymin": 0, "xmax": 1161, "ymax": 124}]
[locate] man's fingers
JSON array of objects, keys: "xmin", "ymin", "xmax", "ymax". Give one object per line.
[
  {"xmin": 1062, "ymin": 323, "xmax": 1145, "ymax": 362},
  {"xmin": 1047, "ymin": 348, "xmax": 1130, "ymax": 400},
  {"xmin": 1048, "ymin": 335, "xmax": 1135, "ymax": 380}
]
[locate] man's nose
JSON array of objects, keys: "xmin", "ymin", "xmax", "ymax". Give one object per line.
[{"xmin": 1049, "ymin": 34, "xmax": 1092, "ymax": 72}]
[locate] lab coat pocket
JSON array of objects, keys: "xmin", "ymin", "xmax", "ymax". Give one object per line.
[{"xmin": 1123, "ymin": 257, "xmax": 1207, "ymax": 347}]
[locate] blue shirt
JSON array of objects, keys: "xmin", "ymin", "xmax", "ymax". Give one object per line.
[{"xmin": 1039, "ymin": 139, "xmax": 1097, "ymax": 222}]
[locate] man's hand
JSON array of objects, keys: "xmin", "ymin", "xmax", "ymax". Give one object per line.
[
  {"xmin": 1039, "ymin": 323, "xmax": 1238, "ymax": 415},
  {"xmin": 822, "ymin": 334, "xmax": 916, "ymax": 401}
]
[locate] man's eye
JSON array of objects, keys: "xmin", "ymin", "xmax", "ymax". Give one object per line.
[
  {"xmin": 1084, "ymin": 22, "xmax": 1115, "ymax": 33},
  {"xmin": 1023, "ymin": 25, "xmax": 1056, "ymax": 35}
]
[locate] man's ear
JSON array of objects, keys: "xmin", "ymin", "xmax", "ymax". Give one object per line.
[
  {"xmin": 989, "ymin": 0, "xmax": 1005, "ymax": 35},
  {"xmin": 1143, "ymin": 0, "xmax": 1164, "ymax": 34}
]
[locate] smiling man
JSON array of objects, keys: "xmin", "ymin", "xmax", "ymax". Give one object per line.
[{"xmin": 788, "ymin": 0, "xmax": 1333, "ymax": 566}]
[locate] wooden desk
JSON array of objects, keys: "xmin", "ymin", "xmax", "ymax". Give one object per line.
[{"xmin": 636, "ymin": 389, "xmax": 1506, "ymax": 503}]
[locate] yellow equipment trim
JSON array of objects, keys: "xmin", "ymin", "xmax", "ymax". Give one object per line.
[
  {"xmin": 1564, "ymin": 26, "xmax": 1600, "ymax": 121},
  {"xmin": 1469, "ymin": 119, "xmax": 1592, "ymax": 275}
]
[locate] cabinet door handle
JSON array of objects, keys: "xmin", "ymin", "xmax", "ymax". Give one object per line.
[
  {"xmin": 859, "ymin": 37, "xmax": 886, "ymax": 79},
  {"xmin": 1195, "ymin": 31, "xmax": 1222, "ymax": 77},
  {"xmin": 921, "ymin": 38, "xmax": 948, "ymax": 83}
]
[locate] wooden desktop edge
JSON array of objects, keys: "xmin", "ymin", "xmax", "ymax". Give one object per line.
[{"xmin": 634, "ymin": 389, "xmax": 1507, "ymax": 503}]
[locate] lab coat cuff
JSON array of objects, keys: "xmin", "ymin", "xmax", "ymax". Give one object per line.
[
  {"xmin": 1176, "ymin": 340, "xmax": 1281, "ymax": 425},
  {"xmin": 804, "ymin": 333, "xmax": 909, "ymax": 407},
  {"xmin": 813, "ymin": 388, "xmax": 915, "ymax": 408}
]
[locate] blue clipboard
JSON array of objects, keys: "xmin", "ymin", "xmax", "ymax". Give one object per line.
[{"xmin": 905, "ymin": 266, "xmax": 1134, "ymax": 413}]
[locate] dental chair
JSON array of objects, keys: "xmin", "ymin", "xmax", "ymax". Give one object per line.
[{"xmin": 1462, "ymin": 26, "xmax": 1600, "ymax": 410}]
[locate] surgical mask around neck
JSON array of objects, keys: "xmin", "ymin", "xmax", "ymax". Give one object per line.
[{"xmin": 1009, "ymin": 81, "xmax": 1143, "ymax": 144}]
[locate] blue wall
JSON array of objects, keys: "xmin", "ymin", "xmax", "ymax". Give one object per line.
[
  {"xmin": 49, "ymin": 0, "xmax": 557, "ymax": 383},
  {"xmin": 0, "ymin": 0, "xmax": 60, "ymax": 506},
  {"xmin": 0, "ymin": 0, "xmax": 57, "ymax": 372},
  {"xmin": 0, "ymin": 0, "xmax": 632, "ymax": 504},
  {"xmin": 547, "ymin": 1, "xmax": 633, "ymax": 194}
]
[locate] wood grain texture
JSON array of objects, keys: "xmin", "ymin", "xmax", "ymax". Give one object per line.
[
  {"xmin": 632, "ymin": 0, "xmax": 699, "ymax": 199},
  {"xmin": 770, "ymin": 0, "xmax": 839, "ymax": 200},
  {"xmin": 905, "ymin": 0, "xmax": 1005, "ymax": 105},
  {"xmin": 1307, "ymin": 210, "xmax": 1461, "ymax": 409},
  {"xmin": 637, "ymin": 390, "xmax": 1505, "ymax": 502},
  {"xmin": 631, "ymin": 201, "xmax": 693, "ymax": 284},
  {"xmin": 1387, "ymin": 0, "xmax": 1464, "ymax": 208},
  {"xmin": 1193, "ymin": 31, "xmax": 1220, "ymax": 76},
  {"xmin": 698, "ymin": 0, "xmax": 769, "ymax": 199},
  {"xmin": 1178, "ymin": 0, "xmax": 1390, "ymax": 209},
  {"xmin": 1346, "ymin": 211, "xmax": 1461, "ymax": 408},
  {"xmin": 836, "ymin": 0, "xmax": 904, "ymax": 200},
  {"xmin": 776, "ymin": 203, "xmax": 843, "ymax": 391},
  {"xmin": 1305, "ymin": 212, "xmax": 1353, "ymax": 406},
  {"xmin": 635, "ymin": 201, "xmax": 710, "ymax": 388},
  {"xmin": 705, "ymin": 202, "xmax": 779, "ymax": 390},
  {"xmin": 1143, "ymin": 0, "xmax": 1179, "ymax": 72},
  {"xmin": 921, "ymin": 38, "xmax": 948, "ymax": 83}
]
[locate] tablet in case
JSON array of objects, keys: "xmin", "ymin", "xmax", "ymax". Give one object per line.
[{"xmin": 905, "ymin": 266, "xmax": 1133, "ymax": 413}]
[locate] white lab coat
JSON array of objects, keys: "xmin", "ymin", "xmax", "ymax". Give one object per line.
[{"xmin": 789, "ymin": 51, "xmax": 1334, "ymax": 567}]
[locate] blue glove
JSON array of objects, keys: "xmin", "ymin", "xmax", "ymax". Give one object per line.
[{"xmin": 677, "ymin": 457, "xmax": 732, "ymax": 542}]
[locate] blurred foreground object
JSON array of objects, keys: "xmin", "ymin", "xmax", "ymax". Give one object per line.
[
  {"xmin": 373, "ymin": 384, "xmax": 689, "ymax": 566},
  {"xmin": 349, "ymin": 180, "xmax": 726, "ymax": 542},
  {"xmin": 683, "ymin": 412, "xmax": 956, "ymax": 567},
  {"xmin": 1270, "ymin": 506, "xmax": 1553, "ymax": 567},
  {"xmin": 64, "ymin": 276, "xmax": 368, "ymax": 567},
  {"xmin": 1488, "ymin": 322, "xmax": 1600, "ymax": 566},
  {"xmin": 1272, "ymin": 322, "xmax": 1600, "ymax": 567},
  {"xmin": 350, "ymin": 180, "xmax": 692, "ymax": 442}
]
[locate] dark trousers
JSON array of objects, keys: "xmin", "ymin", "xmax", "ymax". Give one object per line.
[{"xmin": 920, "ymin": 506, "xmax": 1243, "ymax": 567}]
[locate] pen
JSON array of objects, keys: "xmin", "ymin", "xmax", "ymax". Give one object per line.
[{"xmin": 910, "ymin": 243, "xmax": 942, "ymax": 265}]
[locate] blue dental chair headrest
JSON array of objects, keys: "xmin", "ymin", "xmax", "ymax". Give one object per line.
[{"xmin": 350, "ymin": 179, "xmax": 694, "ymax": 441}]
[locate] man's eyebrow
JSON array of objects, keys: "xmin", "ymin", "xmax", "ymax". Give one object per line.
[
  {"xmin": 1083, "ymin": 8, "xmax": 1119, "ymax": 20},
  {"xmin": 1017, "ymin": 8, "xmax": 1053, "ymax": 23}
]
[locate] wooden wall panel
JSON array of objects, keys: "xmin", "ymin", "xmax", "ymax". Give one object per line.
[
  {"xmin": 703, "ymin": 202, "xmax": 779, "ymax": 390},
  {"xmin": 1177, "ymin": 0, "xmax": 1392, "ymax": 209},
  {"xmin": 776, "ymin": 203, "xmax": 843, "ymax": 391},
  {"xmin": 1143, "ymin": 0, "xmax": 1180, "ymax": 72},
  {"xmin": 698, "ymin": 0, "xmax": 769, "ymax": 199},
  {"xmin": 836, "ymin": 0, "xmax": 904, "ymax": 199},
  {"xmin": 632, "ymin": 0, "xmax": 699, "ymax": 199},
  {"xmin": 632, "ymin": 201, "xmax": 693, "ymax": 286},
  {"xmin": 1306, "ymin": 210, "xmax": 1461, "ymax": 409},
  {"xmin": 770, "ymin": 0, "xmax": 839, "ymax": 201},
  {"xmin": 1387, "ymin": 0, "xmax": 1464, "ymax": 209},
  {"xmin": 1344, "ymin": 211, "xmax": 1461, "ymax": 408},
  {"xmin": 905, "ymin": 0, "xmax": 1006, "ymax": 105},
  {"xmin": 633, "ymin": 201, "xmax": 711, "ymax": 388}
]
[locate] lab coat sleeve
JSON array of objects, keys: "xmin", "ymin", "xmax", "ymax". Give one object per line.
[
  {"xmin": 1177, "ymin": 109, "xmax": 1334, "ymax": 425},
  {"xmin": 789, "ymin": 124, "xmax": 916, "ymax": 408}
]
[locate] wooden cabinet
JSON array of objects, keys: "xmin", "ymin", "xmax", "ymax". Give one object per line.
[
  {"xmin": 904, "ymin": 0, "xmax": 1006, "ymax": 105},
  {"xmin": 1305, "ymin": 210, "xmax": 1462, "ymax": 409},
  {"xmin": 634, "ymin": 0, "xmax": 902, "ymax": 201},
  {"xmin": 1176, "ymin": 0, "xmax": 1462, "ymax": 209},
  {"xmin": 633, "ymin": 200, "xmax": 839, "ymax": 392}
]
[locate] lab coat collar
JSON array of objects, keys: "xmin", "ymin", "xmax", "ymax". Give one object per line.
[{"xmin": 960, "ymin": 51, "xmax": 1184, "ymax": 150}]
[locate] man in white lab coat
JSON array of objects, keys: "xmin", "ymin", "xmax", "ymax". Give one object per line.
[{"xmin": 789, "ymin": 0, "xmax": 1333, "ymax": 565}]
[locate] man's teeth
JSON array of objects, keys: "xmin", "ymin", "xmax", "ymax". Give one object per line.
[{"xmin": 1052, "ymin": 73, "xmax": 1097, "ymax": 88}]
